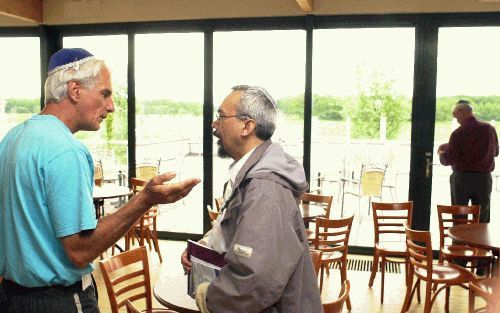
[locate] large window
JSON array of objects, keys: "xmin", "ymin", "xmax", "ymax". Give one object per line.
[
  {"xmin": 213, "ymin": 30, "xmax": 306, "ymax": 199},
  {"xmin": 0, "ymin": 37, "xmax": 40, "ymax": 139},
  {"xmin": 312, "ymin": 28, "xmax": 415, "ymax": 246},
  {"xmin": 135, "ymin": 33, "xmax": 204, "ymax": 234},
  {"xmin": 432, "ymin": 27, "xmax": 500, "ymax": 245},
  {"xmin": 64, "ymin": 35, "xmax": 129, "ymax": 182}
]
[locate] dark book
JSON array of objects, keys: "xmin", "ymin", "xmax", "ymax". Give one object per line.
[{"xmin": 187, "ymin": 240, "xmax": 226, "ymax": 298}]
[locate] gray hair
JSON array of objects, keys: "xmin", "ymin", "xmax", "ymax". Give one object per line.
[
  {"xmin": 44, "ymin": 58, "xmax": 106, "ymax": 104},
  {"xmin": 232, "ymin": 85, "xmax": 277, "ymax": 140},
  {"xmin": 455, "ymin": 99, "xmax": 473, "ymax": 113}
]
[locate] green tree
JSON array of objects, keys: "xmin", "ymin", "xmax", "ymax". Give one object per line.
[
  {"xmin": 5, "ymin": 98, "xmax": 40, "ymax": 113},
  {"xmin": 348, "ymin": 72, "xmax": 408, "ymax": 139}
]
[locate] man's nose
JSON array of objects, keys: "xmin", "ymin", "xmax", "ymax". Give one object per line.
[{"xmin": 107, "ymin": 97, "xmax": 115, "ymax": 113}]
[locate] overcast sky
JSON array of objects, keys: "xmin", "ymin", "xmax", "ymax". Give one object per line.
[{"xmin": 1, "ymin": 27, "xmax": 499, "ymax": 101}]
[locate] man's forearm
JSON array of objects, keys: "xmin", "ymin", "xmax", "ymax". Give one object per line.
[{"xmin": 61, "ymin": 191, "xmax": 152, "ymax": 267}]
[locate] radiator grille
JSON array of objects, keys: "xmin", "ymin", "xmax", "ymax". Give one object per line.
[{"xmin": 331, "ymin": 257, "xmax": 402, "ymax": 274}]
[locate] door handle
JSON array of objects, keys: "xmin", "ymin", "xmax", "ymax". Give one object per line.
[{"xmin": 425, "ymin": 152, "xmax": 432, "ymax": 178}]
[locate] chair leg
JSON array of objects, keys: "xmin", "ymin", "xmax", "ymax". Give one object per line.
[
  {"xmin": 151, "ymin": 229, "xmax": 163, "ymax": 263},
  {"xmin": 341, "ymin": 262, "xmax": 352, "ymax": 311},
  {"xmin": 400, "ymin": 273, "xmax": 414, "ymax": 313},
  {"xmin": 319, "ymin": 264, "xmax": 325, "ymax": 292},
  {"xmin": 423, "ymin": 280, "xmax": 433, "ymax": 313},
  {"xmin": 444, "ymin": 286, "xmax": 450, "ymax": 313},
  {"xmin": 368, "ymin": 250, "xmax": 379, "ymax": 287},
  {"xmin": 468, "ymin": 285, "xmax": 475, "ymax": 313},
  {"xmin": 381, "ymin": 256, "xmax": 386, "ymax": 304}
]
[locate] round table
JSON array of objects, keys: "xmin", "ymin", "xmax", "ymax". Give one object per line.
[
  {"xmin": 448, "ymin": 223, "xmax": 499, "ymax": 252},
  {"xmin": 92, "ymin": 184, "xmax": 131, "ymax": 218},
  {"xmin": 154, "ymin": 274, "xmax": 200, "ymax": 313}
]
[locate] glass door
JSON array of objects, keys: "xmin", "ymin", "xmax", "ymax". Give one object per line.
[
  {"xmin": 135, "ymin": 33, "xmax": 204, "ymax": 235},
  {"xmin": 0, "ymin": 37, "xmax": 41, "ymax": 139},
  {"xmin": 213, "ymin": 30, "xmax": 306, "ymax": 201},
  {"xmin": 431, "ymin": 26, "xmax": 500, "ymax": 247},
  {"xmin": 311, "ymin": 27, "xmax": 415, "ymax": 247}
]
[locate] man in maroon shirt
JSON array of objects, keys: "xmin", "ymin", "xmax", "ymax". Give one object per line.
[{"xmin": 438, "ymin": 100, "xmax": 499, "ymax": 223}]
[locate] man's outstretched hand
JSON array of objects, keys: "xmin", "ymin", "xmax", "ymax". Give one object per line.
[{"xmin": 142, "ymin": 172, "xmax": 200, "ymax": 207}]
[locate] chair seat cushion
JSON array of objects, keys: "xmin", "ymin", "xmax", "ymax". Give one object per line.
[{"xmin": 414, "ymin": 262, "xmax": 474, "ymax": 283}]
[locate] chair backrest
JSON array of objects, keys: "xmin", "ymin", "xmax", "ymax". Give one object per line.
[
  {"xmin": 437, "ymin": 204, "xmax": 480, "ymax": 249},
  {"xmin": 404, "ymin": 224, "xmax": 434, "ymax": 281},
  {"xmin": 301, "ymin": 192, "xmax": 333, "ymax": 219},
  {"xmin": 94, "ymin": 160, "xmax": 104, "ymax": 187},
  {"xmin": 207, "ymin": 205, "xmax": 219, "ymax": 223},
  {"xmin": 309, "ymin": 249, "xmax": 323, "ymax": 277},
  {"xmin": 136, "ymin": 163, "xmax": 159, "ymax": 181},
  {"xmin": 323, "ymin": 280, "xmax": 351, "ymax": 313},
  {"xmin": 99, "ymin": 246, "xmax": 153, "ymax": 313},
  {"xmin": 214, "ymin": 197, "xmax": 224, "ymax": 212},
  {"xmin": 372, "ymin": 201, "xmax": 413, "ymax": 245},
  {"xmin": 130, "ymin": 177, "xmax": 158, "ymax": 225},
  {"xmin": 359, "ymin": 163, "xmax": 387, "ymax": 197},
  {"xmin": 313, "ymin": 215, "xmax": 354, "ymax": 258}
]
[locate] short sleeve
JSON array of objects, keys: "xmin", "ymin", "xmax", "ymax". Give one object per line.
[{"xmin": 44, "ymin": 149, "xmax": 97, "ymax": 237}]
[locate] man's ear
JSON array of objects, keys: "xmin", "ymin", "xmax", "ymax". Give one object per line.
[
  {"xmin": 241, "ymin": 119, "xmax": 256, "ymax": 137},
  {"xmin": 67, "ymin": 81, "xmax": 81, "ymax": 102}
]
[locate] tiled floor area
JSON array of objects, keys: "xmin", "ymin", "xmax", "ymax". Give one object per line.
[{"xmin": 93, "ymin": 240, "xmax": 475, "ymax": 313}]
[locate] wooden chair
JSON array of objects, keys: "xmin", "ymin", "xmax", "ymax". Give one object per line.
[
  {"xmin": 310, "ymin": 249, "xmax": 323, "ymax": 278},
  {"xmin": 323, "ymin": 280, "xmax": 351, "ymax": 313},
  {"xmin": 313, "ymin": 215, "xmax": 354, "ymax": 311},
  {"xmin": 125, "ymin": 178, "xmax": 163, "ymax": 263},
  {"xmin": 368, "ymin": 201, "xmax": 413, "ymax": 304},
  {"xmin": 468, "ymin": 277, "xmax": 498, "ymax": 313},
  {"xmin": 100, "ymin": 246, "xmax": 171, "ymax": 313},
  {"xmin": 437, "ymin": 205, "xmax": 493, "ymax": 274},
  {"xmin": 342, "ymin": 162, "xmax": 387, "ymax": 216},
  {"xmin": 214, "ymin": 197, "xmax": 224, "ymax": 212},
  {"xmin": 136, "ymin": 162, "xmax": 159, "ymax": 181},
  {"xmin": 301, "ymin": 193, "xmax": 333, "ymax": 242},
  {"xmin": 126, "ymin": 299, "xmax": 177, "ymax": 313},
  {"xmin": 207, "ymin": 205, "xmax": 219, "ymax": 224},
  {"xmin": 94, "ymin": 160, "xmax": 105, "ymax": 218},
  {"xmin": 401, "ymin": 224, "xmax": 474, "ymax": 313}
]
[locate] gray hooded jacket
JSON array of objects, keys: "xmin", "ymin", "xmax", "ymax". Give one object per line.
[{"xmin": 206, "ymin": 140, "xmax": 323, "ymax": 313}]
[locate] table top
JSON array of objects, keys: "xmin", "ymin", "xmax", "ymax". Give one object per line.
[
  {"xmin": 300, "ymin": 203, "xmax": 326, "ymax": 222},
  {"xmin": 448, "ymin": 223, "xmax": 499, "ymax": 252},
  {"xmin": 154, "ymin": 273, "xmax": 200, "ymax": 313},
  {"xmin": 92, "ymin": 184, "xmax": 131, "ymax": 200}
]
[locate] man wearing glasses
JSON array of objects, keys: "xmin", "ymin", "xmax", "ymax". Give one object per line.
[{"xmin": 182, "ymin": 85, "xmax": 322, "ymax": 313}]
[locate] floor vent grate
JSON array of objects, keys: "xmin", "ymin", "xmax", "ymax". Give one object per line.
[{"xmin": 331, "ymin": 258, "xmax": 402, "ymax": 274}]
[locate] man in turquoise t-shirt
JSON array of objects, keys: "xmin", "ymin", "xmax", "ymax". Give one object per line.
[{"xmin": 0, "ymin": 48, "xmax": 200, "ymax": 313}]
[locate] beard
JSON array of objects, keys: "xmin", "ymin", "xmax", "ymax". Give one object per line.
[{"xmin": 217, "ymin": 139, "xmax": 232, "ymax": 159}]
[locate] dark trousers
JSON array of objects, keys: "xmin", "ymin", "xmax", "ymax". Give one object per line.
[
  {"xmin": 450, "ymin": 171, "xmax": 492, "ymax": 223},
  {"xmin": 0, "ymin": 279, "xmax": 100, "ymax": 313}
]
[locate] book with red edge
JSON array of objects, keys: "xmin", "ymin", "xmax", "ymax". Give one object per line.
[{"xmin": 187, "ymin": 240, "xmax": 226, "ymax": 298}]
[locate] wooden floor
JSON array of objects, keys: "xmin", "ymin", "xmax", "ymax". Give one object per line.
[{"xmin": 93, "ymin": 240, "xmax": 474, "ymax": 313}]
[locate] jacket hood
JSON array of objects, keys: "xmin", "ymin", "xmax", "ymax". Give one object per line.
[{"xmin": 234, "ymin": 140, "xmax": 308, "ymax": 198}]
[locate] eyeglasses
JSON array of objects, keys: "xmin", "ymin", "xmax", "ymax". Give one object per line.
[{"xmin": 215, "ymin": 113, "xmax": 240, "ymax": 122}]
